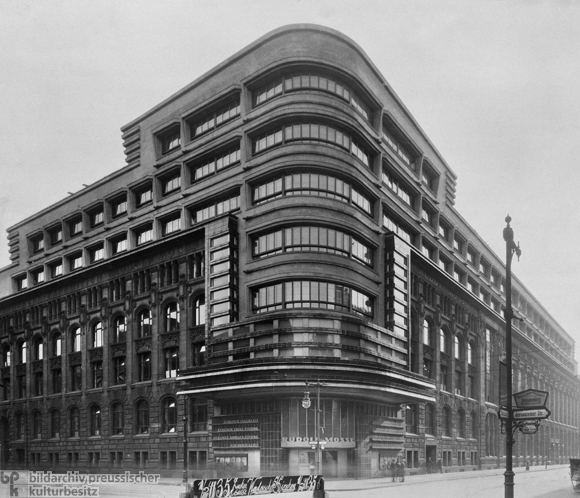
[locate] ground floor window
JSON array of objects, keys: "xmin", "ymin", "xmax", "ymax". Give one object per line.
[
  {"xmin": 160, "ymin": 451, "xmax": 177, "ymax": 469},
  {"xmin": 406, "ymin": 450, "xmax": 419, "ymax": 468},
  {"xmin": 134, "ymin": 451, "xmax": 149, "ymax": 468},
  {"xmin": 216, "ymin": 455, "xmax": 248, "ymax": 472},
  {"xmin": 188, "ymin": 450, "xmax": 207, "ymax": 470},
  {"xmin": 110, "ymin": 452, "xmax": 123, "ymax": 467},
  {"xmin": 470, "ymin": 451, "xmax": 478, "ymax": 466},
  {"xmin": 442, "ymin": 450, "xmax": 452, "ymax": 467},
  {"xmin": 458, "ymin": 451, "xmax": 466, "ymax": 466}
]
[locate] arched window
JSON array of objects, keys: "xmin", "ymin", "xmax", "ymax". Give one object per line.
[
  {"xmin": 32, "ymin": 411, "xmax": 42, "ymax": 439},
  {"xmin": 471, "ymin": 411, "xmax": 478, "ymax": 439},
  {"xmin": 89, "ymin": 405, "xmax": 101, "ymax": 436},
  {"xmin": 112, "ymin": 316, "xmax": 127, "ymax": 343},
  {"xmin": 50, "ymin": 409, "xmax": 60, "ymax": 438},
  {"xmin": 1, "ymin": 344, "xmax": 10, "ymax": 367},
  {"xmin": 457, "ymin": 409, "xmax": 466, "ymax": 438},
  {"xmin": 70, "ymin": 327, "xmax": 81, "ymax": 352},
  {"xmin": 442, "ymin": 406, "xmax": 452, "ymax": 437},
  {"xmin": 135, "ymin": 400, "xmax": 149, "ymax": 434},
  {"xmin": 33, "ymin": 336, "xmax": 44, "ymax": 361},
  {"xmin": 161, "ymin": 397, "xmax": 177, "ymax": 433},
  {"xmin": 18, "ymin": 341, "xmax": 27, "ymax": 364},
  {"xmin": 92, "ymin": 322, "xmax": 103, "ymax": 348},
  {"xmin": 194, "ymin": 296, "xmax": 206, "ymax": 326},
  {"xmin": 111, "ymin": 402, "xmax": 124, "ymax": 435},
  {"xmin": 165, "ymin": 303, "xmax": 180, "ymax": 332},
  {"xmin": 51, "ymin": 332, "xmax": 62, "ymax": 357},
  {"xmin": 425, "ymin": 403, "xmax": 436, "ymax": 436},
  {"xmin": 69, "ymin": 407, "xmax": 80, "ymax": 438},
  {"xmin": 137, "ymin": 309, "xmax": 152, "ymax": 338}
]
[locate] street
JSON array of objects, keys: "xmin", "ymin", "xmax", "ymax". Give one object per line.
[{"xmin": 6, "ymin": 465, "xmax": 572, "ymax": 498}]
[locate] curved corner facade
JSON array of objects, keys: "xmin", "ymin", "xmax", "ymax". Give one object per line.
[{"xmin": 0, "ymin": 25, "xmax": 578, "ymax": 479}]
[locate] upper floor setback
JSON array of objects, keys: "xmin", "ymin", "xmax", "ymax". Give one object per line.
[{"xmin": 0, "ymin": 25, "xmax": 574, "ymax": 366}]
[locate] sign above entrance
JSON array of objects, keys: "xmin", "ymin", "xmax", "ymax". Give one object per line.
[
  {"xmin": 513, "ymin": 389, "xmax": 549, "ymax": 409},
  {"xmin": 281, "ymin": 437, "xmax": 355, "ymax": 449}
]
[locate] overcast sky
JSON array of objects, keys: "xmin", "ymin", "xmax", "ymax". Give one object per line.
[{"xmin": 1, "ymin": 0, "xmax": 579, "ymax": 360}]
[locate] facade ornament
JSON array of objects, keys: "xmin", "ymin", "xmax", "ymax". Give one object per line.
[
  {"xmin": 150, "ymin": 282, "xmax": 158, "ymax": 307},
  {"xmin": 101, "ymin": 298, "xmax": 109, "ymax": 319},
  {"xmin": 79, "ymin": 305, "xmax": 87, "ymax": 325},
  {"xmin": 41, "ymin": 316, "xmax": 50, "ymax": 338},
  {"xmin": 59, "ymin": 311, "xmax": 68, "ymax": 332},
  {"xmin": 124, "ymin": 290, "xmax": 133, "ymax": 312},
  {"xmin": 434, "ymin": 304, "xmax": 442, "ymax": 328}
]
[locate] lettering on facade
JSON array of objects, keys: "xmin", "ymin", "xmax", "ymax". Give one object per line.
[{"xmin": 281, "ymin": 437, "xmax": 355, "ymax": 448}]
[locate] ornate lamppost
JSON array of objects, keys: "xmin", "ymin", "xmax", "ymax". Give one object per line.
[
  {"xmin": 503, "ymin": 215, "xmax": 521, "ymax": 498},
  {"xmin": 302, "ymin": 381, "xmax": 326, "ymax": 475}
]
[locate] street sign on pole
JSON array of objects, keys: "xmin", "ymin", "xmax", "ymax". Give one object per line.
[
  {"xmin": 499, "ymin": 408, "xmax": 509, "ymax": 420},
  {"xmin": 513, "ymin": 408, "xmax": 550, "ymax": 420},
  {"xmin": 513, "ymin": 389, "xmax": 549, "ymax": 409},
  {"xmin": 520, "ymin": 424, "xmax": 539, "ymax": 435}
]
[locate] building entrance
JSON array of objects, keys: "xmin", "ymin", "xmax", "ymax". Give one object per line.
[{"xmin": 426, "ymin": 444, "xmax": 437, "ymax": 472}]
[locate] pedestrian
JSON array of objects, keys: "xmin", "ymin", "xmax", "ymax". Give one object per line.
[
  {"xmin": 437, "ymin": 459, "xmax": 443, "ymax": 473},
  {"xmin": 525, "ymin": 460, "xmax": 529, "ymax": 471},
  {"xmin": 390, "ymin": 459, "xmax": 396, "ymax": 482},
  {"xmin": 395, "ymin": 460, "xmax": 402, "ymax": 482},
  {"xmin": 400, "ymin": 459, "xmax": 406, "ymax": 482},
  {"xmin": 427, "ymin": 457, "xmax": 432, "ymax": 474}
]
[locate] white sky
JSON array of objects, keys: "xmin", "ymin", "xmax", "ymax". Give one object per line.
[{"xmin": 1, "ymin": 0, "xmax": 579, "ymax": 359}]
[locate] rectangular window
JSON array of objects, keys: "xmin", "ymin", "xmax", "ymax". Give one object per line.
[
  {"xmin": 135, "ymin": 185, "xmax": 153, "ymax": 207},
  {"xmin": 89, "ymin": 245, "xmax": 104, "ymax": 263},
  {"xmin": 111, "ymin": 236, "xmax": 127, "ymax": 255},
  {"xmin": 52, "ymin": 369, "xmax": 62, "ymax": 394},
  {"xmin": 191, "ymin": 146, "xmax": 241, "ymax": 181},
  {"xmin": 159, "ymin": 126, "xmax": 181, "ymax": 154},
  {"xmin": 190, "ymin": 97, "xmax": 241, "ymax": 139},
  {"xmin": 162, "ymin": 173, "xmax": 181, "ymax": 195},
  {"xmin": 137, "ymin": 352, "xmax": 151, "ymax": 382},
  {"xmin": 68, "ymin": 218, "xmax": 83, "ymax": 237},
  {"xmin": 111, "ymin": 197, "xmax": 128, "ymax": 218},
  {"xmin": 191, "ymin": 193, "xmax": 240, "ymax": 224},
  {"xmin": 91, "ymin": 361, "xmax": 103, "ymax": 389},
  {"xmin": 31, "ymin": 235, "xmax": 45, "ymax": 253},
  {"xmin": 15, "ymin": 275, "xmax": 28, "ymax": 291},
  {"xmin": 49, "ymin": 261, "xmax": 62, "ymax": 278},
  {"xmin": 89, "ymin": 209, "xmax": 104, "ymax": 228},
  {"xmin": 32, "ymin": 268, "xmax": 45, "ymax": 285},
  {"xmin": 382, "ymin": 168, "xmax": 413, "ymax": 206},
  {"xmin": 70, "ymin": 365, "xmax": 82, "ymax": 391},
  {"xmin": 69, "ymin": 253, "xmax": 82, "ymax": 271},
  {"xmin": 49, "ymin": 226, "xmax": 63, "ymax": 246},
  {"xmin": 135, "ymin": 225, "xmax": 153, "ymax": 246},
  {"xmin": 113, "ymin": 357, "xmax": 126, "ymax": 385},
  {"xmin": 162, "ymin": 216, "xmax": 181, "ymax": 236}
]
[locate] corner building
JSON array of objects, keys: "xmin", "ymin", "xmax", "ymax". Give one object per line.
[{"xmin": 0, "ymin": 25, "xmax": 578, "ymax": 478}]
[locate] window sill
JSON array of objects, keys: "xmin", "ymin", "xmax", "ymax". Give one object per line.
[{"xmin": 134, "ymin": 433, "xmax": 150, "ymax": 438}]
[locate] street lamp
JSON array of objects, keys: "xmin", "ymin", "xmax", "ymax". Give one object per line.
[
  {"xmin": 302, "ymin": 381, "xmax": 326, "ymax": 475},
  {"xmin": 503, "ymin": 215, "xmax": 521, "ymax": 498}
]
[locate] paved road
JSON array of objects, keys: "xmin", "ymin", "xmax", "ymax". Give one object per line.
[{"xmin": 8, "ymin": 464, "xmax": 573, "ymax": 497}]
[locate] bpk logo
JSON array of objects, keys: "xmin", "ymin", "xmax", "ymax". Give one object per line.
[{"xmin": 0, "ymin": 471, "xmax": 27, "ymax": 497}]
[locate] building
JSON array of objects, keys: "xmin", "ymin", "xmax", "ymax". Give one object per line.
[{"xmin": 0, "ymin": 24, "xmax": 578, "ymax": 479}]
